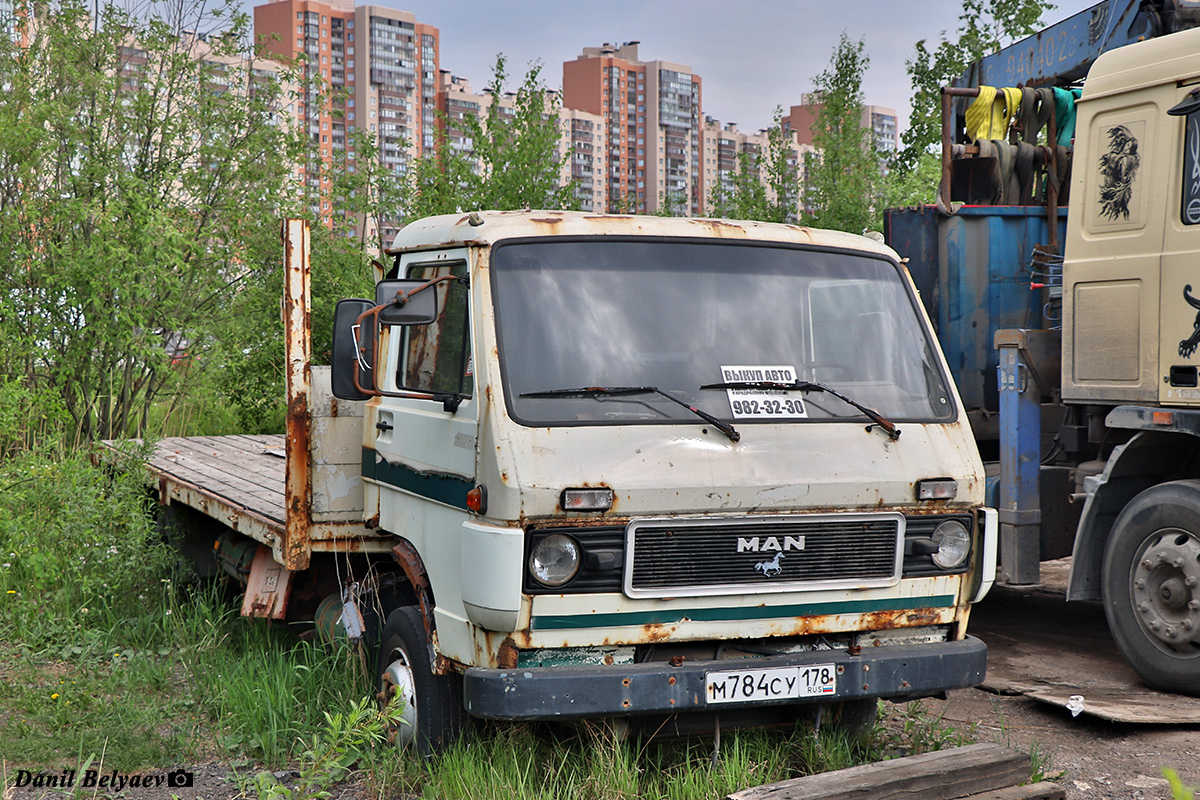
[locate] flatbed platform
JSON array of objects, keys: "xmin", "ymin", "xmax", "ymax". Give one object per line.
[
  {"xmin": 150, "ymin": 434, "xmax": 288, "ymax": 533},
  {"xmin": 130, "ymin": 424, "xmax": 386, "ymax": 566}
]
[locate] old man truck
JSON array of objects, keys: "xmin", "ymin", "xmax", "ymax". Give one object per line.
[{"xmin": 145, "ymin": 213, "xmax": 996, "ymax": 753}]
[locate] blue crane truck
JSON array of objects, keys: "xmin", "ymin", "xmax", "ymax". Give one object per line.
[{"xmin": 885, "ymin": 0, "xmax": 1200, "ymax": 695}]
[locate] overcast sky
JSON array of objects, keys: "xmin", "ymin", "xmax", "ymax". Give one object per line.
[{"xmin": 354, "ymin": 0, "xmax": 1097, "ymax": 135}]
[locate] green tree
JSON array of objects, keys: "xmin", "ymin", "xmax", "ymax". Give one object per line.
[
  {"xmin": 707, "ymin": 109, "xmax": 800, "ymax": 223},
  {"xmin": 896, "ymin": 0, "xmax": 1053, "ymax": 174},
  {"xmin": 803, "ymin": 34, "xmax": 877, "ymax": 234},
  {"xmin": 0, "ymin": 0, "xmax": 307, "ymax": 443},
  {"xmin": 404, "ymin": 56, "xmax": 576, "ymax": 219}
]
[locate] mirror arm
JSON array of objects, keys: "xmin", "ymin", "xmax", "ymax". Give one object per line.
[{"xmin": 387, "ymin": 272, "xmax": 465, "ymax": 309}]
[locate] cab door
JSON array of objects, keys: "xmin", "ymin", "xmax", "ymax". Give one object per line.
[{"xmin": 368, "ymin": 248, "xmax": 477, "ymax": 555}]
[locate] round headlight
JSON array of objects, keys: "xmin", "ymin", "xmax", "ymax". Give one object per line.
[
  {"xmin": 529, "ymin": 534, "xmax": 581, "ymax": 587},
  {"xmin": 931, "ymin": 520, "xmax": 971, "ymax": 569}
]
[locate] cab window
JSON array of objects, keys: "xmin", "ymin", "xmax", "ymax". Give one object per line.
[{"xmin": 397, "ymin": 261, "xmax": 472, "ymax": 398}]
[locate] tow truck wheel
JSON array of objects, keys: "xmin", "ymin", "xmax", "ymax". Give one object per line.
[
  {"xmin": 376, "ymin": 606, "xmax": 465, "ymax": 755},
  {"xmin": 1102, "ymin": 481, "xmax": 1200, "ymax": 696}
]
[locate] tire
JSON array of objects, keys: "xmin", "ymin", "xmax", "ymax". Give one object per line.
[
  {"xmin": 1102, "ymin": 481, "xmax": 1200, "ymax": 695},
  {"xmin": 376, "ymin": 606, "xmax": 466, "ymax": 755}
]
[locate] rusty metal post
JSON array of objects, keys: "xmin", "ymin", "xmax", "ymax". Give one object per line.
[
  {"xmin": 941, "ymin": 87, "xmax": 954, "ymax": 211},
  {"xmin": 283, "ymin": 219, "xmax": 313, "ymax": 571},
  {"xmin": 940, "ymin": 87, "xmax": 981, "ymax": 211}
]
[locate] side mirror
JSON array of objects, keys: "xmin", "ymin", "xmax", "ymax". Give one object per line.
[
  {"xmin": 376, "ymin": 278, "xmax": 440, "ymax": 326},
  {"xmin": 331, "ymin": 298, "xmax": 374, "ymax": 400}
]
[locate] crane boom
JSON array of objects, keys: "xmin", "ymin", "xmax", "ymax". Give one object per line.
[{"xmin": 957, "ymin": 0, "xmax": 1197, "ymax": 89}]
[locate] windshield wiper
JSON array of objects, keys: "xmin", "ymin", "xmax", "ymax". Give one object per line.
[
  {"xmin": 699, "ymin": 380, "xmax": 901, "ymax": 441},
  {"xmin": 519, "ymin": 386, "xmax": 740, "ymax": 442}
]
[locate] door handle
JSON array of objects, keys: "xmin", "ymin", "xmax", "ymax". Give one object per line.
[{"xmin": 376, "ymin": 420, "xmax": 394, "ymax": 432}]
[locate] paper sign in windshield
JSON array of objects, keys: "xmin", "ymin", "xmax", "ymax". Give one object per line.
[{"xmin": 720, "ymin": 365, "xmax": 807, "ymax": 419}]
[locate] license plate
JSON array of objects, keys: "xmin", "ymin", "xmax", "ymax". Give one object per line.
[{"xmin": 705, "ymin": 664, "xmax": 837, "ymax": 704}]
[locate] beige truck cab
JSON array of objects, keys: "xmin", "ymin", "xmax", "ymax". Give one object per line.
[{"xmin": 1062, "ymin": 26, "xmax": 1200, "ymax": 694}]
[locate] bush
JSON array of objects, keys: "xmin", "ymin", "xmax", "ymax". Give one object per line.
[{"xmin": 0, "ymin": 445, "xmax": 169, "ymax": 648}]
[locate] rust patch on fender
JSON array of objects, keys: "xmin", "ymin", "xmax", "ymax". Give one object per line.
[
  {"xmin": 497, "ymin": 637, "xmax": 519, "ymax": 669},
  {"xmin": 391, "ymin": 541, "xmax": 434, "ymax": 638}
]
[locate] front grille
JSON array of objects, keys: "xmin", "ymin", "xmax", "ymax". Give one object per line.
[{"xmin": 625, "ymin": 513, "xmax": 904, "ymax": 598}]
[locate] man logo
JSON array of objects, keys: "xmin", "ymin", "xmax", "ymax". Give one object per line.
[{"xmin": 736, "ymin": 536, "xmax": 805, "ymax": 553}]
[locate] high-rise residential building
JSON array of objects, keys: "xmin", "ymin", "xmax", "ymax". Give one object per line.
[
  {"xmin": 0, "ymin": 0, "xmax": 16, "ymax": 41},
  {"xmin": 783, "ymin": 98, "xmax": 900, "ymax": 155},
  {"xmin": 437, "ymin": 71, "xmax": 606, "ymax": 212},
  {"xmin": 563, "ymin": 42, "xmax": 703, "ymax": 215},
  {"xmin": 700, "ymin": 117, "xmax": 810, "ymax": 220},
  {"xmin": 253, "ymin": 0, "xmax": 438, "ymax": 239},
  {"xmin": 559, "ymin": 106, "xmax": 605, "ymax": 212}
]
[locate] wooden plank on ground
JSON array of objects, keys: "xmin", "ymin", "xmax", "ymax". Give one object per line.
[
  {"xmin": 962, "ymin": 781, "xmax": 1065, "ymax": 800},
  {"xmin": 725, "ymin": 743, "xmax": 1030, "ymax": 800}
]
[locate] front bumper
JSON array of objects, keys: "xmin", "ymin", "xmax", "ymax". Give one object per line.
[{"xmin": 463, "ymin": 636, "xmax": 986, "ymax": 720}]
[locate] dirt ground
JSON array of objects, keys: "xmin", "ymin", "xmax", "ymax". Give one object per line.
[{"xmin": 919, "ymin": 559, "xmax": 1200, "ymax": 800}]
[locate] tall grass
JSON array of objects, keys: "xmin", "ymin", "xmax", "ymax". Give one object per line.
[{"xmin": 0, "ymin": 444, "xmax": 997, "ymax": 798}]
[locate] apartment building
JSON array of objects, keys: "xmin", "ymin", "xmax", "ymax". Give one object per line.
[
  {"xmin": 0, "ymin": 0, "xmax": 15, "ymax": 42},
  {"xmin": 559, "ymin": 106, "xmax": 605, "ymax": 212},
  {"xmin": 563, "ymin": 41, "xmax": 703, "ymax": 215},
  {"xmin": 437, "ymin": 71, "xmax": 605, "ymax": 212},
  {"xmin": 254, "ymin": 0, "xmax": 438, "ymax": 238},
  {"xmin": 782, "ymin": 97, "xmax": 900, "ymax": 155},
  {"xmin": 699, "ymin": 117, "xmax": 810, "ymax": 219}
]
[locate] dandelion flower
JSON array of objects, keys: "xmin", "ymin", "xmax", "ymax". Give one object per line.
[{"xmin": 51, "ymin": 693, "xmax": 59, "ymax": 700}]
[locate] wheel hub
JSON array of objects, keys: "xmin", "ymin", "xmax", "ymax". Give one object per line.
[
  {"xmin": 377, "ymin": 651, "xmax": 419, "ymax": 747},
  {"xmin": 1132, "ymin": 528, "xmax": 1200, "ymax": 653}
]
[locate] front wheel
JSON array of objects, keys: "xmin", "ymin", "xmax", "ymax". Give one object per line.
[
  {"xmin": 376, "ymin": 606, "xmax": 466, "ymax": 755},
  {"xmin": 1102, "ymin": 481, "xmax": 1200, "ymax": 695}
]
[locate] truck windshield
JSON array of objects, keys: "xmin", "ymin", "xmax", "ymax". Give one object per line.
[{"xmin": 491, "ymin": 238, "xmax": 955, "ymax": 429}]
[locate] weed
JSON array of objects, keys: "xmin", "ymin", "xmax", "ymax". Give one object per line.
[
  {"xmin": 1027, "ymin": 737, "xmax": 1065, "ymax": 783},
  {"xmin": 250, "ymin": 695, "xmax": 405, "ymax": 800},
  {"xmin": 1165, "ymin": 769, "xmax": 1197, "ymax": 800},
  {"xmin": 183, "ymin": 619, "xmax": 374, "ymax": 767},
  {"xmin": 876, "ymin": 699, "xmax": 976, "ymax": 758}
]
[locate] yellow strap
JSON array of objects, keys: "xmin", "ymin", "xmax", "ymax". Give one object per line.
[
  {"xmin": 1002, "ymin": 87, "xmax": 1024, "ymax": 125},
  {"xmin": 965, "ymin": 86, "xmax": 998, "ymax": 142},
  {"xmin": 965, "ymin": 86, "xmax": 1024, "ymax": 142}
]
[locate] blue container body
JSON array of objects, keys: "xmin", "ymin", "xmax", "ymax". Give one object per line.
[{"xmin": 884, "ymin": 205, "xmax": 1067, "ymax": 418}]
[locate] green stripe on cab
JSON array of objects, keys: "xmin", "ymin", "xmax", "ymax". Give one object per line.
[
  {"xmin": 361, "ymin": 447, "xmax": 473, "ymax": 510},
  {"xmin": 531, "ymin": 595, "xmax": 957, "ymax": 630}
]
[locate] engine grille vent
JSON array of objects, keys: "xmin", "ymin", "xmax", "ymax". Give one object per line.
[{"xmin": 625, "ymin": 513, "xmax": 904, "ymax": 598}]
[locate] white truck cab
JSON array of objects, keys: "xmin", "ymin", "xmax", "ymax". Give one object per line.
[{"xmin": 330, "ymin": 210, "xmax": 996, "ymax": 752}]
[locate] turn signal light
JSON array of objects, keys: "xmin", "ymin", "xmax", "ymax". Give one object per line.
[
  {"xmin": 916, "ymin": 478, "xmax": 958, "ymax": 501},
  {"xmin": 561, "ymin": 487, "xmax": 613, "ymax": 512},
  {"xmin": 466, "ymin": 484, "xmax": 487, "ymax": 514}
]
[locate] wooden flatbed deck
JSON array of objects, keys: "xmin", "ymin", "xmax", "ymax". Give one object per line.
[
  {"xmin": 133, "ymin": 430, "xmax": 385, "ymax": 564},
  {"xmin": 149, "ymin": 434, "xmax": 288, "ymax": 532}
]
